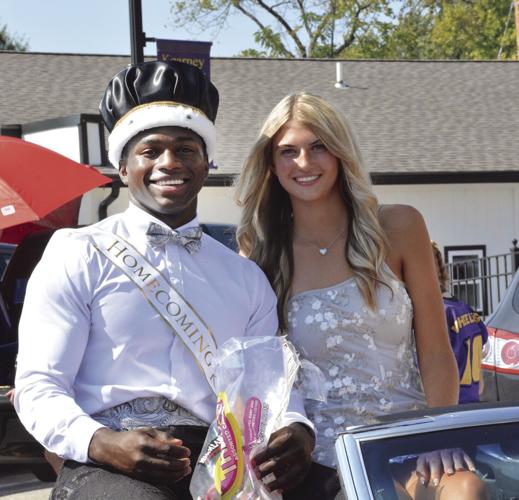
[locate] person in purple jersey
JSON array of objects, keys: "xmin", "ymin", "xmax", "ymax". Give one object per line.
[{"xmin": 432, "ymin": 241, "xmax": 489, "ymax": 403}]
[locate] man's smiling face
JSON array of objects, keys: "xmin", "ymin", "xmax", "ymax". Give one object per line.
[{"xmin": 119, "ymin": 126, "xmax": 209, "ymax": 228}]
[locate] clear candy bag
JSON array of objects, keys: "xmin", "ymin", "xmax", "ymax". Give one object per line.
[{"xmin": 190, "ymin": 335, "xmax": 301, "ymax": 500}]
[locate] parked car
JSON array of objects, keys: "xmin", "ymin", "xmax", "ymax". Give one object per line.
[
  {"xmin": 200, "ymin": 222, "xmax": 238, "ymax": 252},
  {"xmin": 481, "ymin": 269, "xmax": 519, "ymax": 402},
  {"xmin": 335, "ymin": 401, "xmax": 519, "ymax": 499},
  {"xmin": 0, "ymin": 235, "xmax": 53, "ymax": 480},
  {"xmin": 0, "ymin": 223, "xmax": 237, "ymax": 481}
]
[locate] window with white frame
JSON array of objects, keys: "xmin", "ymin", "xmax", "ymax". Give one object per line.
[{"xmin": 444, "ymin": 245, "xmax": 486, "ymax": 316}]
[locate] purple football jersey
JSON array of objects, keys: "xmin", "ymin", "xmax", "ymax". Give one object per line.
[{"xmin": 443, "ymin": 297, "xmax": 489, "ymax": 404}]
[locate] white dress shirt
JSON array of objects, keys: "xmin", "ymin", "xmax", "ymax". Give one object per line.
[{"xmin": 15, "ymin": 204, "xmax": 312, "ymax": 463}]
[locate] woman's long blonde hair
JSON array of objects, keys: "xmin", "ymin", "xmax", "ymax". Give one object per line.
[{"xmin": 235, "ymin": 92, "xmax": 391, "ymax": 330}]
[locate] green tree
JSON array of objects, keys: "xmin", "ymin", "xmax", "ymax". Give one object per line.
[
  {"xmin": 345, "ymin": 0, "xmax": 516, "ymax": 60},
  {"xmin": 429, "ymin": 0, "xmax": 516, "ymax": 59},
  {"xmin": 345, "ymin": 1, "xmax": 437, "ymax": 59},
  {"xmin": 171, "ymin": 0, "xmax": 516, "ymax": 59},
  {"xmin": 0, "ymin": 23, "xmax": 28, "ymax": 51},
  {"xmin": 170, "ymin": 0, "xmax": 392, "ymax": 58}
]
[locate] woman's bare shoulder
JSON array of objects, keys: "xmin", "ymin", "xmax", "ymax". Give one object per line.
[{"xmin": 378, "ymin": 203, "xmax": 425, "ymax": 234}]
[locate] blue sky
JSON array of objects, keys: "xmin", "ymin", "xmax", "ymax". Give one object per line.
[{"xmin": 1, "ymin": 0, "xmax": 261, "ymax": 57}]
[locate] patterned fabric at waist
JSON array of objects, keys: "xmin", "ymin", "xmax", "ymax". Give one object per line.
[{"xmin": 91, "ymin": 396, "xmax": 207, "ymax": 431}]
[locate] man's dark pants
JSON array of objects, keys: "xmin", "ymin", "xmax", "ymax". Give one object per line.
[
  {"xmin": 51, "ymin": 426, "xmax": 207, "ymax": 500},
  {"xmin": 51, "ymin": 426, "xmax": 341, "ymax": 499}
]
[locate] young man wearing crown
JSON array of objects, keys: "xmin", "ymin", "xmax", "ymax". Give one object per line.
[{"xmin": 14, "ymin": 60, "xmax": 315, "ymax": 499}]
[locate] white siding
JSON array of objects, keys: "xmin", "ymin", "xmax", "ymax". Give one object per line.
[
  {"xmin": 80, "ymin": 183, "xmax": 519, "ymax": 257},
  {"xmin": 373, "ymin": 183, "xmax": 519, "ymax": 256},
  {"xmin": 78, "ymin": 185, "xmax": 240, "ymax": 226}
]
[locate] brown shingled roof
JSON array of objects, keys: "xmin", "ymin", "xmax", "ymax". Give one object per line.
[{"xmin": 1, "ymin": 51, "xmax": 518, "ymax": 177}]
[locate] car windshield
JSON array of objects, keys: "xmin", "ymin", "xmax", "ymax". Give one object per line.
[{"xmin": 359, "ymin": 421, "xmax": 519, "ymax": 500}]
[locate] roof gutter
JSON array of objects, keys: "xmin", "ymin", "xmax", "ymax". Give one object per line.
[
  {"xmin": 159, "ymin": 171, "xmax": 519, "ymax": 187},
  {"xmin": 370, "ymin": 170, "xmax": 519, "ymax": 185}
]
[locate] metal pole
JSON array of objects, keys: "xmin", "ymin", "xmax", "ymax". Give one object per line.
[
  {"xmin": 511, "ymin": 238, "xmax": 519, "ymax": 272},
  {"xmin": 515, "ymin": 1, "xmax": 519, "ymax": 59},
  {"xmin": 129, "ymin": 0, "xmax": 145, "ymax": 65}
]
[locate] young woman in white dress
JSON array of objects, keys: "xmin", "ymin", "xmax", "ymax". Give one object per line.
[{"xmin": 235, "ymin": 93, "xmax": 488, "ymax": 500}]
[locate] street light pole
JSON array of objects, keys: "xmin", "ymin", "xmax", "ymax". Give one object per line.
[{"xmin": 129, "ymin": 0, "xmax": 145, "ymax": 64}]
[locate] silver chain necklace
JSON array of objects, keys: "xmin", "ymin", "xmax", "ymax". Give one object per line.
[{"xmin": 299, "ymin": 230, "xmax": 346, "ymax": 256}]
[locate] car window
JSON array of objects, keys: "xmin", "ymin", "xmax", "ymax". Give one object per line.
[
  {"xmin": 513, "ymin": 280, "xmax": 519, "ymax": 315},
  {"xmin": 200, "ymin": 223, "xmax": 237, "ymax": 252},
  {"xmin": 359, "ymin": 422, "xmax": 519, "ymax": 499},
  {"xmin": 0, "ymin": 244, "xmax": 16, "ymax": 281},
  {"xmin": 0, "ymin": 255, "xmax": 9, "ymax": 279},
  {"xmin": 336, "ymin": 405, "xmax": 519, "ymax": 500},
  {"xmin": 337, "ymin": 420, "xmax": 519, "ymax": 499}
]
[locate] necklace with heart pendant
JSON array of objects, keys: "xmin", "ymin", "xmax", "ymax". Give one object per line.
[{"xmin": 302, "ymin": 229, "xmax": 346, "ymax": 256}]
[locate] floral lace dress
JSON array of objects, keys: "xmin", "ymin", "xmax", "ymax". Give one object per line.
[{"xmin": 287, "ymin": 269, "xmax": 426, "ymax": 468}]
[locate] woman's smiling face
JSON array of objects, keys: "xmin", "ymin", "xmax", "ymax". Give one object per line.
[{"xmin": 272, "ymin": 120, "xmax": 341, "ymax": 206}]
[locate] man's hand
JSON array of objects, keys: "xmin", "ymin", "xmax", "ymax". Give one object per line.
[
  {"xmin": 253, "ymin": 423, "xmax": 315, "ymax": 493},
  {"xmin": 88, "ymin": 427, "xmax": 191, "ymax": 483},
  {"xmin": 415, "ymin": 448, "xmax": 476, "ymax": 487}
]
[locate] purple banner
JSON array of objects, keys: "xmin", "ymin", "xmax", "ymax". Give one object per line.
[{"xmin": 156, "ymin": 39, "xmax": 213, "ymax": 79}]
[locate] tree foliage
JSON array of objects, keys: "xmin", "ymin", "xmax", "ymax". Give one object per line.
[
  {"xmin": 429, "ymin": 0, "xmax": 516, "ymax": 59},
  {"xmin": 170, "ymin": 0, "xmax": 517, "ymax": 59},
  {"xmin": 0, "ymin": 23, "xmax": 28, "ymax": 51},
  {"xmin": 170, "ymin": 1, "xmax": 392, "ymax": 58},
  {"xmin": 346, "ymin": 0, "xmax": 517, "ymax": 60}
]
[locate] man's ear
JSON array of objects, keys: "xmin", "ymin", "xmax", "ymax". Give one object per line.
[
  {"xmin": 118, "ymin": 161, "xmax": 129, "ymax": 185},
  {"xmin": 201, "ymin": 158, "xmax": 209, "ymax": 179}
]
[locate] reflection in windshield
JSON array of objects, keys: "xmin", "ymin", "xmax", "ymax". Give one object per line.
[{"xmin": 360, "ymin": 422, "xmax": 519, "ymax": 500}]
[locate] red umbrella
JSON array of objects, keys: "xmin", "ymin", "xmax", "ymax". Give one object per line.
[{"xmin": 0, "ymin": 136, "xmax": 112, "ymax": 230}]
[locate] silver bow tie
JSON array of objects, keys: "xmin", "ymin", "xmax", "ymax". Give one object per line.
[{"xmin": 146, "ymin": 222, "xmax": 203, "ymax": 254}]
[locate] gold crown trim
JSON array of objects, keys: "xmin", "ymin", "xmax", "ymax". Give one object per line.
[{"xmin": 113, "ymin": 100, "xmax": 210, "ymax": 130}]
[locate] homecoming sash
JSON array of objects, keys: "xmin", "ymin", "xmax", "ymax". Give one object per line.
[{"xmin": 89, "ymin": 229, "xmax": 218, "ymax": 393}]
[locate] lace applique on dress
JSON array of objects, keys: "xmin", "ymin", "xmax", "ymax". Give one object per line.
[{"xmin": 287, "ymin": 275, "xmax": 426, "ymax": 468}]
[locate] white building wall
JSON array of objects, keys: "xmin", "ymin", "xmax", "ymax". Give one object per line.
[
  {"xmin": 80, "ymin": 182, "xmax": 519, "ymax": 258},
  {"xmin": 23, "ymin": 126, "xmax": 82, "ymax": 162},
  {"xmin": 373, "ymin": 183, "xmax": 519, "ymax": 257},
  {"xmin": 197, "ymin": 186, "xmax": 241, "ymax": 225},
  {"xmin": 78, "ymin": 185, "xmax": 241, "ymax": 226},
  {"xmin": 78, "ymin": 186, "xmax": 128, "ymax": 224}
]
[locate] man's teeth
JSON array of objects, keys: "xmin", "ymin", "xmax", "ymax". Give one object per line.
[
  {"xmin": 296, "ymin": 175, "xmax": 319, "ymax": 183},
  {"xmin": 154, "ymin": 179, "xmax": 185, "ymax": 185}
]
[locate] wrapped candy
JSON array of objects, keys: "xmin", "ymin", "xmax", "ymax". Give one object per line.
[{"xmin": 190, "ymin": 335, "xmax": 301, "ymax": 500}]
